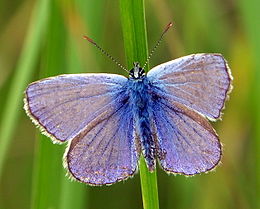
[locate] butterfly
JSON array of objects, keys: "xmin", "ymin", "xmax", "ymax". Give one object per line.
[{"xmin": 24, "ymin": 24, "xmax": 233, "ymax": 186}]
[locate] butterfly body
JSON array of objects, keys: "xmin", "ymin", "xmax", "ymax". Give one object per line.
[
  {"xmin": 24, "ymin": 53, "xmax": 232, "ymax": 185},
  {"xmin": 127, "ymin": 64, "xmax": 156, "ymax": 170}
]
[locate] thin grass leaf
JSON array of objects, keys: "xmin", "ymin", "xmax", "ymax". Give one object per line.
[
  {"xmin": 120, "ymin": 0, "xmax": 159, "ymax": 209},
  {"xmin": 56, "ymin": 0, "xmax": 109, "ymax": 207},
  {"xmin": 58, "ymin": 36, "xmax": 87, "ymax": 209},
  {"xmin": 0, "ymin": 0, "xmax": 50, "ymax": 178},
  {"xmin": 239, "ymin": 0, "xmax": 260, "ymax": 208},
  {"xmin": 59, "ymin": 174, "xmax": 87, "ymax": 209},
  {"xmin": 30, "ymin": 1, "xmax": 68, "ymax": 208}
]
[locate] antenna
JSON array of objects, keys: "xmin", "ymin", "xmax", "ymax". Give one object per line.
[
  {"xmin": 143, "ymin": 22, "xmax": 173, "ymax": 70},
  {"xmin": 83, "ymin": 35, "xmax": 129, "ymax": 73}
]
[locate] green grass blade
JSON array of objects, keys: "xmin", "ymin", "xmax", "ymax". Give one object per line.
[
  {"xmin": 59, "ymin": 173, "xmax": 87, "ymax": 209},
  {"xmin": 119, "ymin": 0, "xmax": 159, "ymax": 209},
  {"xmin": 139, "ymin": 157, "xmax": 160, "ymax": 209},
  {"xmin": 58, "ymin": 36, "xmax": 88, "ymax": 209},
  {"xmin": 120, "ymin": 0, "xmax": 149, "ymax": 67},
  {"xmin": 239, "ymin": 0, "xmax": 260, "ymax": 208},
  {"xmin": 0, "ymin": 0, "xmax": 50, "ymax": 178},
  {"xmin": 30, "ymin": 1, "xmax": 69, "ymax": 209},
  {"xmin": 30, "ymin": 137, "xmax": 64, "ymax": 209},
  {"xmin": 56, "ymin": 0, "xmax": 108, "ymax": 206}
]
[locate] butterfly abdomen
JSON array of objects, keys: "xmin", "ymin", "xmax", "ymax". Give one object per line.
[{"xmin": 128, "ymin": 77, "xmax": 156, "ymax": 171}]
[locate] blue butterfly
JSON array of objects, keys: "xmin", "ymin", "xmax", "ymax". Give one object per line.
[{"xmin": 24, "ymin": 24, "xmax": 232, "ymax": 185}]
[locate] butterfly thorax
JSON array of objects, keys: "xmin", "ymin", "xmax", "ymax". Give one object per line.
[{"xmin": 127, "ymin": 69, "xmax": 156, "ymax": 171}]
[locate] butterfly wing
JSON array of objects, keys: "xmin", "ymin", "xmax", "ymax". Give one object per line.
[
  {"xmin": 24, "ymin": 74, "xmax": 128, "ymax": 143},
  {"xmin": 153, "ymin": 100, "xmax": 221, "ymax": 175},
  {"xmin": 147, "ymin": 53, "xmax": 232, "ymax": 120},
  {"xmin": 65, "ymin": 100, "xmax": 140, "ymax": 185}
]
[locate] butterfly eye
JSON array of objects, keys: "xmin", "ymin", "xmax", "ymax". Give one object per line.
[
  {"xmin": 129, "ymin": 68, "xmax": 135, "ymax": 78},
  {"xmin": 138, "ymin": 68, "xmax": 144, "ymax": 75}
]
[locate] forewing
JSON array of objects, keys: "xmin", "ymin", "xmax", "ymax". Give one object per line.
[
  {"xmin": 65, "ymin": 103, "xmax": 139, "ymax": 185},
  {"xmin": 153, "ymin": 100, "xmax": 221, "ymax": 175},
  {"xmin": 24, "ymin": 73, "xmax": 127, "ymax": 143},
  {"xmin": 147, "ymin": 54, "xmax": 232, "ymax": 120}
]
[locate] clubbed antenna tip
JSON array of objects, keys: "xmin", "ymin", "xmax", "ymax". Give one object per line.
[
  {"xmin": 83, "ymin": 35, "xmax": 95, "ymax": 44},
  {"xmin": 164, "ymin": 22, "xmax": 173, "ymax": 34}
]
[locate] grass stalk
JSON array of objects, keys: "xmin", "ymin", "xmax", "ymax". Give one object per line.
[
  {"xmin": 119, "ymin": 0, "xmax": 160, "ymax": 209},
  {"xmin": 30, "ymin": 1, "xmax": 68, "ymax": 208},
  {"xmin": 0, "ymin": 0, "xmax": 50, "ymax": 178},
  {"xmin": 58, "ymin": 35, "xmax": 88, "ymax": 209},
  {"xmin": 239, "ymin": 0, "xmax": 260, "ymax": 208}
]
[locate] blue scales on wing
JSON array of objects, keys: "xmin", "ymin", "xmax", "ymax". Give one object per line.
[
  {"xmin": 25, "ymin": 74, "xmax": 128, "ymax": 143},
  {"xmin": 66, "ymin": 101, "xmax": 140, "ymax": 185},
  {"xmin": 152, "ymin": 100, "xmax": 221, "ymax": 175},
  {"xmin": 147, "ymin": 53, "xmax": 232, "ymax": 174},
  {"xmin": 25, "ymin": 73, "xmax": 140, "ymax": 184},
  {"xmin": 148, "ymin": 54, "xmax": 232, "ymax": 120}
]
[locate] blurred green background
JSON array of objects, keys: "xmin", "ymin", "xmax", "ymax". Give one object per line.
[{"xmin": 0, "ymin": 0, "xmax": 259, "ymax": 209}]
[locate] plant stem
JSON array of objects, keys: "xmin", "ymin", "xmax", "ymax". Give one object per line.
[
  {"xmin": 239, "ymin": 0, "xmax": 260, "ymax": 208},
  {"xmin": 0, "ymin": 0, "xmax": 50, "ymax": 179},
  {"xmin": 119, "ymin": 0, "xmax": 160, "ymax": 209},
  {"xmin": 30, "ymin": 1, "xmax": 67, "ymax": 208}
]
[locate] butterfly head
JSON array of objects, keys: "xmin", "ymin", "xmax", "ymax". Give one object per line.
[{"xmin": 129, "ymin": 62, "xmax": 145, "ymax": 79}]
